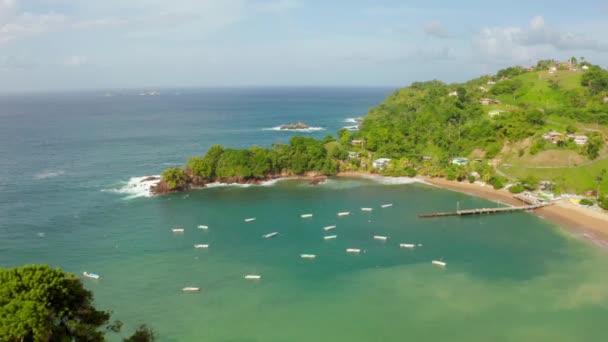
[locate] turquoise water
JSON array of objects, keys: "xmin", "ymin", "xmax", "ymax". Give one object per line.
[{"xmin": 1, "ymin": 88, "xmax": 608, "ymax": 341}]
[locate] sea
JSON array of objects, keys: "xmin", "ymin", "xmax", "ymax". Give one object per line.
[{"xmin": 1, "ymin": 87, "xmax": 607, "ymax": 341}]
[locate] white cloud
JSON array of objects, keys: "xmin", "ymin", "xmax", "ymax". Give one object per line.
[
  {"xmin": 473, "ymin": 16, "xmax": 608, "ymax": 63},
  {"xmin": 0, "ymin": 12, "xmax": 67, "ymax": 43},
  {"xmin": 424, "ymin": 21, "xmax": 450, "ymax": 39},
  {"xmin": 63, "ymin": 55, "xmax": 87, "ymax": 67}
]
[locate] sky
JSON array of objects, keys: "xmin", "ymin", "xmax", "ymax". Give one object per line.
[{"xmin": 1, "ymin": 0, "xmax": 608, "ymax": 92}]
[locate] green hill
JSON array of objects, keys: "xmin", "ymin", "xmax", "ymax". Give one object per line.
[{"xmin": 158, "ymin": 60, "xmax": 608, "ymax": 203}]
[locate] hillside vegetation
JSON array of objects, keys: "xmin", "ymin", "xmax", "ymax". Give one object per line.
[{"xmin": 157, "ymin": 59, "xmax": 608, "ymax": 205}]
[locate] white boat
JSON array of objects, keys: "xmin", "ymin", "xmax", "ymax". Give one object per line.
[
  {"xmin": 182, "ymin": 287, "xmax": 200, "ymax": 292},
  {"xmin": 301, "ymin": 214, "xmax": 313, "ymax": 218},
  {"xmin": 300, "ymin": 254, "xmax": 316, "ymax": 259},
  {"xmin": 197, "ymin": 225, "xmax": 208, "ymax": 230},
  {"xmin": 361, "ymin": 208, "xmax": 373, "ymax": 212},
  {"xmin": 417, "ymin": 243, "xmax": 423, "ymax": 247},
  {"xmin": 172, "ymin": 228, "xmax": 184, "ymax": 233},
  {"xmin": 323, "ymin": 225, "xmax": 336, "ymax": 231},
  {"xmin": 263, "ymin": 232, "xmax": 279, "ymax": 239},
  {"xmin": 381, "ymin": 204, "xmax": 393, "ymax": 208},
  {"xmin": 337, "ymin": 212, "xmax": 350, "ymax": 216},
  {"xmin": 400, "ymin": 243, "xmax": 415, "ymax": 248},
  {"xmin": 346, "ymin": 248, "xmax": 361, "ymax": 254},
  {"xmin": 194, "ymin": 244, "xmax": 209, "ymax": 249},
  {"xmin": 373, "ymin": 235, "xmax": 388, "ymax": 241},
  {"xmin": 244, "ymin": 218, "xmax": 256, "ymax": 222},
  {"xmin": 324, "ymin": 235, "xmax": 337, "ymax": 240},
  {"xmin": 83, "ymin": 272, "xmax": 100, "ymax": 280},
  {"xmin": 244, "ymin": 274, "xmax": 262, "ymax": 280},
  {"xmin": 432, "ymin": 260, "xmax": 447, "ymax": 267}
]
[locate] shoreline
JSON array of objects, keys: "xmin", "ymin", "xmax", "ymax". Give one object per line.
[
  {"xmin": 150, "ymin": 170, "xmax": 608, "ymax": 248},
  {"xmin": 416, "ymin": 175, "xmax": 608, "ymax": 249}
]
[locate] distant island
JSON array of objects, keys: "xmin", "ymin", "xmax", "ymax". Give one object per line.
[
  {"xmin": 280, "ymin": 122, "xmax": 310, "ymax": 130},
  {"xmin": 153, "ymin": 58, "xmax": 608, "ymax": 212}
]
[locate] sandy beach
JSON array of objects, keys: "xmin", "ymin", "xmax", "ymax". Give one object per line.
[
  {"xmin": 336, "ymin": 171, "xmax": 608, "ymax": 248},
  {"xmin": 418, "ymin": 176, "xmax": 608, "ymax": 249}
]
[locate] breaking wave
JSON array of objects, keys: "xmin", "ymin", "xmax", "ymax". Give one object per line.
[
  {"xmin": 263, "ymin": 126, "xmax": 326, "ymax": 132},
  {"xmin": 102, "ymin": 175, "xmax": 160, "ymax": 199},
  {"xmin": 33, "ymin": 170, "xmax": 65, "ymax": 180}
]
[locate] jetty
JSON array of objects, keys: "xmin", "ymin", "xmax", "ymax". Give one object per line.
[{"xmin": 418, "ymin": 203, "xmax": 551, "ymax": 218}]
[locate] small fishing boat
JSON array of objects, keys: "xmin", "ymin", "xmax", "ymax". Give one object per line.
[
  {"xmin": 432, "ymin": 260, "xmax": 447, "ymax": 267},
  {"xmin": 300, "ymin": 254, "xmax": 316, "ymax": 259},
  {"xmin": 171, "ymin": 228, "xmax": 184, "ymax": 233},
  {"xmin": 323, "ymin": 225, "xmax": 336, "ymax": 231},
  {"xmin": 373, "ymin": 235, "xmax": 388, "ymax": 241},
  {"xmin": 301, "ymin": 214, "xmax": 313, "ymax": 218},
  {"xmin": 182, "ymin": 287, "xmax": 200, "ymax": 292},
  {"xmin": 324, "ymin": 235, "xmax": 337, "ymax": 240},
  {"xmin": 263, "ymin": 232, "xmax": 279, "ymax": 239},
  {"xmin": 346, "ymin": 248, "xmax": 361, "ymax": 254},
  {"xmin": 244, "ymin": 274, "xmax": 262, "ymax": 280},
  {"xmin": 337, "ymin": 212, "xmax": 350, "ymax": 216},
  {"xmin": 197, "ymin": 225, "xmax": 208, "ymax": 230},
  {"xmin": 400, "ymin": 243, "xmax": 415, "ymax": 248},
  {"xmin": 244, "ymin": 218, "xmax": 256, "ymax": 222},
  {"xmin": 381, "ymin": 204, "xmax": 393, "ymax": 208},
  {"xmin": 361, "ymin": 208, "xmax": 373, "ymax": 212},
  {"xmin": 194, "ymin": 244, "xmax": 209, "ymax": 249},
  {"xmin": 83, "ymin": 272, "xmax": 100, "ymax": 280}
]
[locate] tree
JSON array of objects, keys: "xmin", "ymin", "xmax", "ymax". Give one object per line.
[
  {"xmin": 585, "ymin": 133, "xmax": 604, "ymax": 160},
  {"xmin": 123, "ymin": 325, "xmax": 156, "ymax": 342},
  {"xmin": 0, "ymin": 265, "xmax": 113, "ymax": 341},
  {"xmin": 581, "ymin": 66, "xmax": 608, "ymax": 94},
  {"xmin": 161, "ymin": 167, "xmax": 188, "ymax": 190},
  {"xmin": 596, "ymin": 169, "xmax": 607, "ymax": 200}
]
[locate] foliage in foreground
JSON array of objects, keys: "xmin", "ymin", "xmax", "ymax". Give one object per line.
[{"xmin": 0, "ymin": 265, "xmax": 155, "ymax": 342}]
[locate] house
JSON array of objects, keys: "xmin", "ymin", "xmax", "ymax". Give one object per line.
[
  {"xmin": 478, "ymin": 86, "xmax": 488, "ymax": 92},
  {"xmin": 480, "ymin": 98, "xmax": 500, "ymax": 106},
  {"xmin": 542, "ymin": 131, "xmax": 562, "ymax": 144},
  {"xmin": 487, "ymin": 80, "xmax": 496, "ymax": 85},
  {"xmin": 539, "ymin": 180, "xmax": 556, "ymax": 191},
  {"xmin": 422, "ymin": 156, "xmax": 432, "ymax": 161},
  {"xmin": 348, "ymin": 151, "xmax": 361, "ymax": 159},
  {"xmin": 372, "ymin": 158, "xmax": 391, "ymax": 170},
  {"xmin": 468, "ymin": 171, "xmax": 480, "ymax": 179},
  {"xmin": 603, "ymin": 96, "xmax": 608, "ymax": 103},
  {"xmin": 572, "ymin": 135, "xmax": 588, "ymax": 146},
  {"xmin": 448, "ymin": 91, "xmax": 458, "ymax": 97},
  {"xmin": 582, "ymin": 65, "xmax": 590, "ymax": 70},
  {"xmin": 549, "ymin": 66, "xmax": 557, "ymax": 72},
  {"xmin": 524, "ymin": 66, "xmax": 534, "ymax": 72},
  {"xmin": 451, "ymin": 157, "xmax": 469, "ymax": 166},
  {"xmin": 351, "ymin": 140, "xmax": 364, "ymax": 146}
]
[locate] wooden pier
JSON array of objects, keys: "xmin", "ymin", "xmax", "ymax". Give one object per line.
[{"xmin": 418, "ymin": 203, "xmax": 551, "ymax": 218}]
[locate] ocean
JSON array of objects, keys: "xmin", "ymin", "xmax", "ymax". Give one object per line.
[{"xmin": 1, "ymin": 87, "xmax": 607, "ymax": 341}]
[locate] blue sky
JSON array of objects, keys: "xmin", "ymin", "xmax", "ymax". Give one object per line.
[{"xmin": 1, "ymin": 0, "xmax": 607, "ymax": 92}]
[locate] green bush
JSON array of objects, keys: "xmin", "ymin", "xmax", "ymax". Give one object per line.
[
  {"xmin": 508, "ymin": 184, "xmax": 525, "ymax": 193},
  {"xmin": 489, "ymin": 176, "xmax": 506, "ymax": 189},
  {"xmin": 579, "ymin": 198, "xmax": 594, "ymax": 206},
  {"xmin": 599, "ymin": 197, "xmax": 608, "ymax": 210}
]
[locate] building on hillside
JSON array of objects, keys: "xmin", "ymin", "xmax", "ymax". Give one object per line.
[
  {"xmin": 603, "ymin": 96, "xmax": 608, "ymax": 103},
  {"xmin": 478, "ymin": 86, "xmax": 488, "ymax": 92},
  {"xmin": 422, "ymin": 156, "xmax": 432, "ymax": 161},
  {"xmin": 539, "ymin": 180, "xmax": 556, "ymax": 191},
  {"xmin": 448, "ymin": 91, "xmax": 458, "ymax": 97},
  {"xmin": 351, "ymin": 140, "xmax": 364, "ymax": 146},
  {"xmin": 567, "ymin": 134, "xmax": 588, "ymax": 146},
  {"xmin": 468, "ymin": 171, "xmax": 480, "ymax": 179},
  {"xmin": 451, "ymin": 157, "xmax": 469, "ymax": 166},
  {"xmin": 542, "ymin": 131, "xmax": 562, "ymax": 144},
  {"xmin": 524, "ymin": 66, "xmax": 534, "ymax": 72},
  {"xmin": 348, "ymin": 151, "xmax": 361, "ymax": 159},
  {"xmin": 582, "ymin": 65, "xmax": 590, "ymax": 70},
  {"xmin": 480, "ymin": 98, "xmax": 500, "ymax": 106},
  {"xmin": 549, "ymin": 66, "xmax": 557, "ymax": 72},
  {"xmin": 487, "ymin": 80, "xmax": 496, "ymax": 85},
  {"xmin": 372, "ymin": 158, "xmax": 391, "ymax": 170}
]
